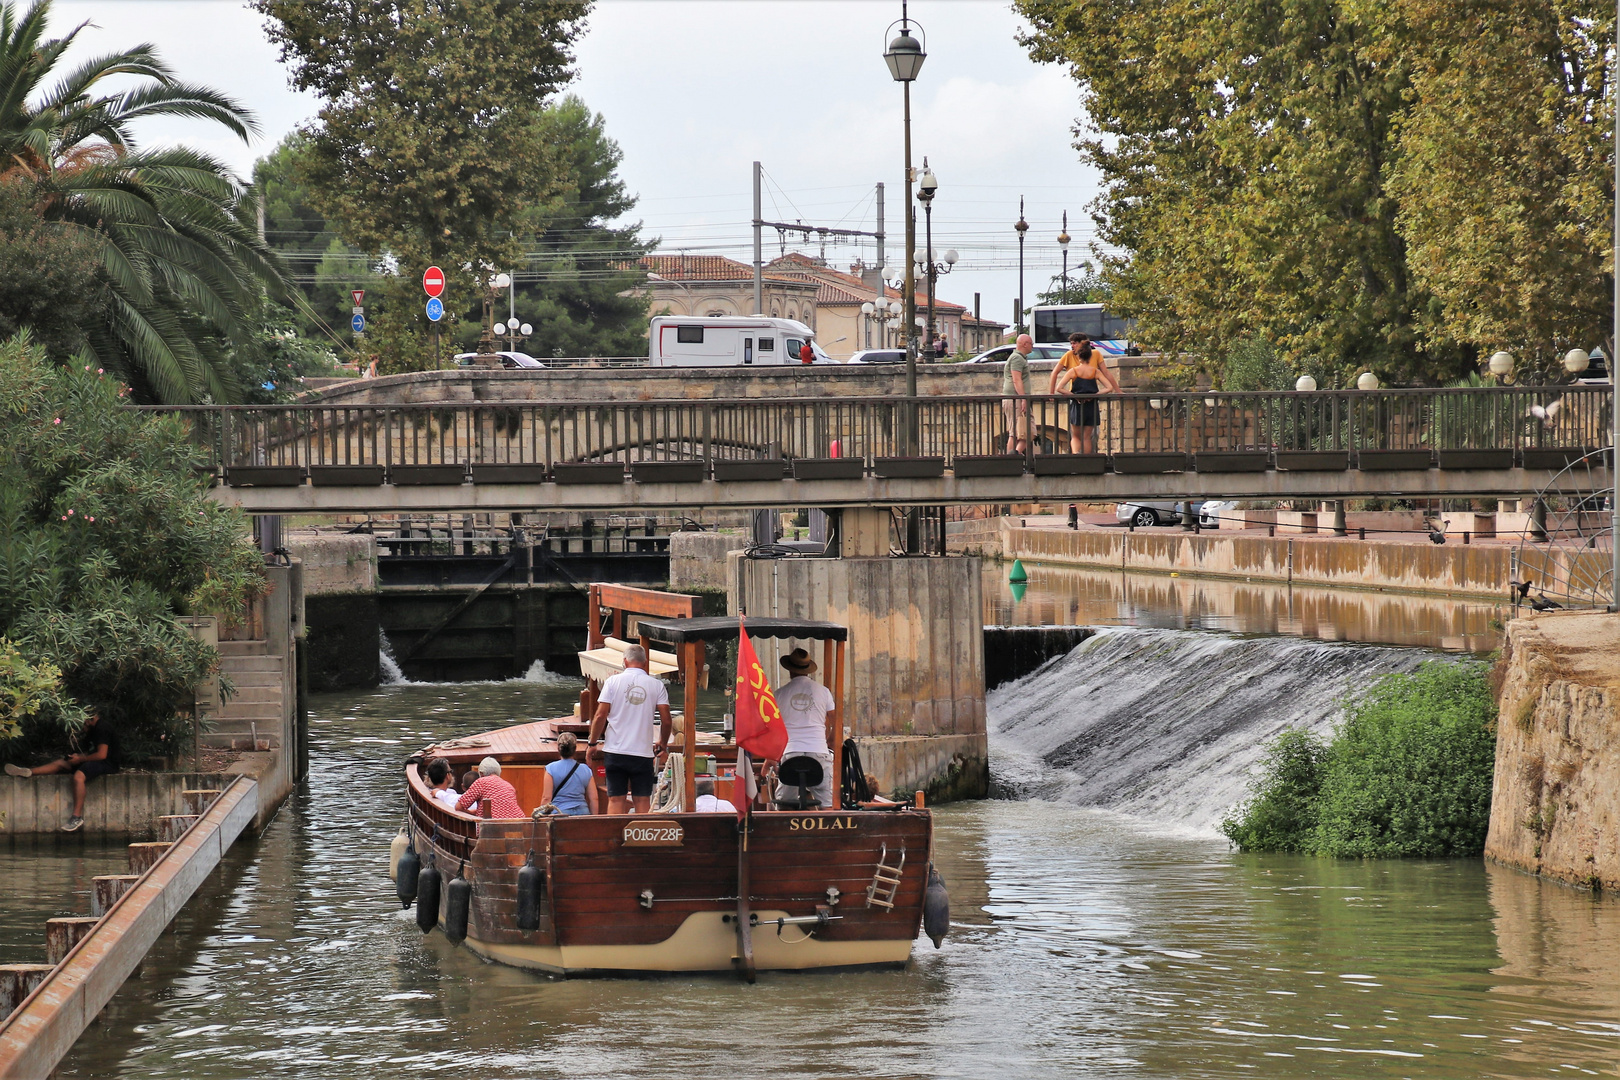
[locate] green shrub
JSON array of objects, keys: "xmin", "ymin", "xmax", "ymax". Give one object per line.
[
  {"xmin": 1224, "ymin": 661, "xmax": 1497, "ymax": 858},
  {"xmin": 1222, "ymin": 729, "xmax": 1328, "ymax": 852},
  {"xmin": 1311, "ymin": 661, "xmax": 1497, "ymax": 857}
]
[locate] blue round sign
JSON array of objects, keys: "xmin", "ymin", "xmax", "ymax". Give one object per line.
[
  {"xmin": 351, "ymin": 313, "xmax": 366, "ymax": 334},
  {"xmin": 425, "ymin": 296, "xmax": 444, "ymax": 322}
]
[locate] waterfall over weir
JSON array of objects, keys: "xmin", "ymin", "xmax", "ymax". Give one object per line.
[{"xmin": 987, "ymin": 627, "xmax": 1444, "ymax": 832}]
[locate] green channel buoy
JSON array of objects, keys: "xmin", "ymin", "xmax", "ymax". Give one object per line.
[
  {"xmin": 1008, "ymin": 559, "xmax": 1028, "ymax": 584},
  {"xmin": 1010, "ymin": 582, "xmax": 1028, "ymax": 603}
]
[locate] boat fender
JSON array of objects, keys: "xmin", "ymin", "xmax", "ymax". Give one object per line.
[
  {"xmin": 395, "ymin": 832, "xmax": 420, "ymax": 908},
  {"xmin": 923, "ymin": 863, "xmax": 950, "ymax": 949},
  {"xmin": 389, "ymin": 825, "xmax": 409, "ymax": 881},
  {"xmin": 444, "ymin": 860, "xmax": 471, "ymax": 945},
  {"xmin": 516, "ymin": 850, "xmax": 543, "ymax": 931},
  {"xmin": 416, "ymin": 854, "xmax": 442, "ymax": 934}
]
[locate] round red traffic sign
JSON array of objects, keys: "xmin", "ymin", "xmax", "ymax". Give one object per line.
[{"xmin": 422, "ymin": 266, "xmax": 445, "ymax": 298}]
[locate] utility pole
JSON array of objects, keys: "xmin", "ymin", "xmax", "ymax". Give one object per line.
[
  {"xmin": 753, "ymin": 161, "xmax": 764, "ymax": 316},
  {"xmin": 875, "ymin": 182, "xmax": 885, "ymax": 286}
]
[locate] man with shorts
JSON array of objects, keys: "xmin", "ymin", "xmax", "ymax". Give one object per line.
[
  {"xmin": 1001, "ymin": 334, "xmax": 1034, "ymax": 455},
  {"xmin": 587, "ymin": 645, "xmax": 672, "ymax": 814},
  {"xmin": 773, "ymin": 648, "xmax": 835, "ymax": 810},
  {"xmin": 5, "ymin": 710, "xmax": 118, "ymax": 832}
]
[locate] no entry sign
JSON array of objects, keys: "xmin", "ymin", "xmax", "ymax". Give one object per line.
[{"xmin": 422, "ymin": 266, "xmax": 446, "ymax": 298}]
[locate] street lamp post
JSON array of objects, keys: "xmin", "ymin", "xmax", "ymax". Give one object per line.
[
  {"xmin": 1058, "ymin": 211, "xmax": 1071, "ymax": 303},
  {"xmin": 474, "ymin": 271, "xmax": 511, "ymax": 368},
  {"xmin": 495, "ymin": 317, "xmax": 534, "ymax": 355},
  {"xmin": 884, "ymin": 4, "xmax": 925, "ymax": 451},
  {"xmin": 1014, "ymin": 199, "xmax": 1028, "ymax": 334}
]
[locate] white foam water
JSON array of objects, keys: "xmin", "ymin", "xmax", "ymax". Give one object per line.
[
  {"xmin": 378, "ymin": 631, "xmax": 407, "ymax": 685},
  {"xmin": 375, "ymin": 632, "xmax": 576, "ymax": 688},
  {"xmin": 987, "ymin": 626, "xmax": 1446, "ymax": 833}
]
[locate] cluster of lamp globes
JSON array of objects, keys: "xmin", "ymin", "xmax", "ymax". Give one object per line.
[
  {"xmin": 1280, "ymin": 347, "xmax": 1591, "ymax": 395},
  {"xmin": 484, "ymin": 273, "xmax": 533, "ymax": 341}
]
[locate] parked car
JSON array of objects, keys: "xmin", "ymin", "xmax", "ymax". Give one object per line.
[
  {"xmin": 1116, "ymin": 500, "xmax": 1205, "ymax": 528},
  {"xmin": 846, "ymin": 349, "xmax": 906, "ymax": 365},
  {"xmin": 1198, "ymin": 500, "xmax": 1239, "ymax": 529},
  {"xmin": 454, "ymin": 351, "xmax": 546, "ymax": 369},
  {"xmin": 961, "ymin": 344, "xmax": 1069, "ymax": 365}
]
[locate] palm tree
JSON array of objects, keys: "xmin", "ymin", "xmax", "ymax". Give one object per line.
[{"xmin": 0, "ymin": 0, "xmax": 285, "ymax": 403}]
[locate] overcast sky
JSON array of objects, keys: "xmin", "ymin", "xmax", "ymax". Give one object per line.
[{"xmin": 56, "ymin": 0, "xmax": 1103, "ymax": 336}]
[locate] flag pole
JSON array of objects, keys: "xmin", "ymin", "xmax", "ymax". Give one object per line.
[{"xmin": 735, "ymin": 746, "xmax": 756, "ymax": 983}]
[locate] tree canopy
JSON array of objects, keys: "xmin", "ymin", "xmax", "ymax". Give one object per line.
[
  {"xmin": 0, "ymin": 0, "xmax": 286, "ymax": 403},
  {"xmin": 1018, "ymin": 0, "xmax": 1614, "ymax": 385}
]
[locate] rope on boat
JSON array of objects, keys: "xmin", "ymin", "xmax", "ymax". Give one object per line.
[{"xmin": 651, "ymin": 752, "xmax": 686, "ymax": 813}]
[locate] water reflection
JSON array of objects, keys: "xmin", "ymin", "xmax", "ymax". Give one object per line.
[{"xmin": 988, "ymin": 564, "xmax": 1506, "ymax": 652}]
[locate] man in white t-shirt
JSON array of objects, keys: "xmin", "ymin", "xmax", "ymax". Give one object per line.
[
  {"xmin": 773, "ymin": 647, "xmax": 835, "ymax": 810},
  {"xmin": 587, "ymin": 645, "xmax": 672, "ymax": 815},
  {"xmin": 693, "ymin": 778, "xmax": 737, "ymax": 814}
]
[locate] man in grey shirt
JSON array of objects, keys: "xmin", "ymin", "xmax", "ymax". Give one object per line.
[{"xmin": 1001, "ymin": 333, "xmax": 1034, "ymax": 454}]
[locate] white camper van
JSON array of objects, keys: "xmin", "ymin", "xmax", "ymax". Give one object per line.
[{"xmin": 649, "ymin": 316, "xmax": 835, "ymax": 367}]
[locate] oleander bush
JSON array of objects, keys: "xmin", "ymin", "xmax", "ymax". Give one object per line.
[
  {"xmin": 1223, "ymin": 661, "xmax": 1498, "ymax": 857},
  {"xmin": 0, "ymin": 334, "xmax": 266, "ymax": 764}
]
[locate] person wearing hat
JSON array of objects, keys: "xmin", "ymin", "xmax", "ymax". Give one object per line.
[{"xmin": 773, "ymin": 648, "xmax": 835, "ymax": 810}]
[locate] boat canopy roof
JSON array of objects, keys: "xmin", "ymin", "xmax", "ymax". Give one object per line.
[{"xmin": 639, "ymin": 616, "xmax": 848, "ymax": 644}]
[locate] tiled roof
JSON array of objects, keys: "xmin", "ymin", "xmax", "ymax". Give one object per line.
[
  {"xmin": 640, "ymin": 254, "xmax": 809, "ymax": 286},
  {"xmin": 765, "ymin": 253, "xmax": 969, "ymax": 312}
]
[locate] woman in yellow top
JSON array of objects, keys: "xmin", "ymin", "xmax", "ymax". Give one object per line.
[{"xmin": 1048, "ymin": 333, "xmax": 1121, "ymax": 454}]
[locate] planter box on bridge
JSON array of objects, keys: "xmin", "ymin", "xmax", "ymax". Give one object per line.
[
  {"xmin": 874, "ymin": 457, "xmax": 946, "ymax": 479},
  {"xmin": 552, "ymin": 462, "xmax": 626, "ymax": 485},
  {"xmin": 1195, "ymin": 451, "xmax": 1271, "ymax": 473},
  {"xmin": 1275, "ymin": 451, "xmax": 1349, "ymax": 471},
  {"xmin": 225, "ymin": 466, "xmax": 305, "ymax": 487},
  {"xmin": 954, "ymin": 455, "xmax": 1027, "ymax": 478},
  {"xmin": 792, "ymin": 458, "xmax": 865, "ymax": 480},
  {"xmin": 309, "ymin": 465, "xmax": 385, "ymax": 486},
  {"xmin": 1437, "ymin": 449, "xmax": 1514, "ymax": 471},
  {"xmin": 1032, "ymin": 456, "xmax": 1104, "ymax": 476},
  {"xmin": 713, "ymin": 459, "xmax": 787, "ymax": 482},
  {"xmin": 1357, "ymin": 449, "xmax": 1433, "ymax": 471},
  {"xmin": 1111, "ymin": 452, "xmax": 1188, "ymax": 474},
  {"xmin": 470, "ymin": 464, "xmax": 548, "ymax": 484},
  {"xmin": 390, "ymin": 464, "xmax": 467, "ymax": 486},
  {"xmin": 631, "ymin": 461, "xmax": 707, "ymax": 484},
  {"xmin": 1520, "ymin": 446, "xmax": 1597, "ymax": 470}
]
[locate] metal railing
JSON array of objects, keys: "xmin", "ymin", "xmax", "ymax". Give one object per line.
[{"xmin": 137, "ymin": 385, "xmax": 1613, "ymax": 474}]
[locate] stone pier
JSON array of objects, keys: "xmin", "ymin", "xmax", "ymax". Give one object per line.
[{"xmin": 728, "ymin": 509, "xmax": 987, "ymax": 802}]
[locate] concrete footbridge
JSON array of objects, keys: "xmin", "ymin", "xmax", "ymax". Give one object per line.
[{"xmin": 150, "ymin": 382, "xmax": 1614, "ymax": 514}]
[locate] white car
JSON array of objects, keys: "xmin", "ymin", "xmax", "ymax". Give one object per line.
[
  {"xmin": 1116, "ymin": 500, "xmax": 1204, "ymax": 528},
  {"xmin": 961, "ymin": 344, "xmax": 1069, "ymax": 365},
  {"xmin": 1198, "ymin": 500, "xmax": 1239, "ymax": 528},
  {"xmin": 454, "ymin": 351, "xmax": 546, "ymax": 369},
  {"xmin": 846, "ymin": 349, "xmax": 906, "ymax": 365}
]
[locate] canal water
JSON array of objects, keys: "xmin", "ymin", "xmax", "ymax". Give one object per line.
[{"xmin": 8, "ymin": 571, "xmax": 1615, "ymax": 1078}]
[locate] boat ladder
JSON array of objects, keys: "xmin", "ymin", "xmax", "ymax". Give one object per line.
[{"xmin": 866, "ymin": 843, "xmax": 907, "ymax": 910}]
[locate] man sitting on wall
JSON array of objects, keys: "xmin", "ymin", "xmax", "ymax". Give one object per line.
[
  {"xmin": 455, "ymin": 757, "xmax": 524, "ymax": 818},
  {"xmin": 5, "ymin": 710, "xmax": 119, "ymax": 833}
]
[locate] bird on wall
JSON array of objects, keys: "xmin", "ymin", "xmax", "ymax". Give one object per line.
[
  {"xmin": 1530, "ymin": 592, "xmax": 1563, "ymax": 612},
  {"xmin": 1427, "ymin": 518, "xmax": 1449, "ymax": 544},
  {"xmin": 1510, "ymin": 578, "xmax": 1533, "ymax": 599}
]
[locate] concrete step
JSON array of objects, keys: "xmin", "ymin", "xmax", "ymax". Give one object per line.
[
  {"xmin": 215, "ymin": 708, "xmax": 284, "ymax": 725},
  {"xmin": 225, "ymin": 670, "xmax": 283, "ymax": 686},
  {"xmin": 225, "ymin": 685, "xmax": 283, "ymax": 705},
  {"xmin": 217, "ymin": 640, "xmax": 270, "ymax": 656},
  {"xmin": 218, "ymin": 656, "xmax": 284, "ymax": 673},
  {"xmin": 198, "ymin": 733, "xmax": 280, "ymax": 751}
]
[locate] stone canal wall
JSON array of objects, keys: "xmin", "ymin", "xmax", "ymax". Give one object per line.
[
  {"xmin": 730, "ymin": 553, "xmax": 988, "ymax": 802},
  {"xmin": 990, "ymin": 523, "xmax": 1605, "ymax": 600},
  {"xmin": 1486, "ymin": 612, "xmax": 1620, "ymax": 892}
]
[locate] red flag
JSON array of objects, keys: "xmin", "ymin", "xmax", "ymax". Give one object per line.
[{"xmin": 735, "ymin": 619, "xmax": 788, "ymax": 763}]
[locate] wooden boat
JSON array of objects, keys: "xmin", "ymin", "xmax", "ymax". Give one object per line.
[{"xmin": 399, "ymin": 584, "xmax": 945, "ymax": 977}]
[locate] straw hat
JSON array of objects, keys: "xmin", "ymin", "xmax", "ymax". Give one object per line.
[{"xmin": 780, "ymin": 648, "xmax": 817, "ymax": 676}]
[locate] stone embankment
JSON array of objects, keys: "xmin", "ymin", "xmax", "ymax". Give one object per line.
[
  {"xmin": 962, "ymin": 518, "xmax": 1600, "ymax": 600},
  {"xmin": 1486, "ymin": 611, "xmax": 1620, "ymax": 892}
]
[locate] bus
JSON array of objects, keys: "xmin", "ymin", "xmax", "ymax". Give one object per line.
[{"xmin": 1029, "ymin": 303, "xmax": 1136, "ymax": 356}]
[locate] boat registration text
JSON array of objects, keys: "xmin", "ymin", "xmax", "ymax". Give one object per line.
[{"xmin": 623, "ymin": 820, "xmax": 684, "ymax": 847}]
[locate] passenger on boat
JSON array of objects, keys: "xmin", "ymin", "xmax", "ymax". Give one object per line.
[
  {"xmin": 425, "ymin": 757, "xmax": 460, "ymax": 810},
  {"xmin": 694, "ymin": 778, "xmax": 736, "ymax": 814},
  {"xmin": 540, "ymin": 732, "xmax": 597, "ymax": 816},
  {"xmin": 861, "ymin": 773, "xmax": 901, "ymax": 808},
  {"xmin": 587, "ymin": 645, "xmax": 672, "ymax": 815},
  {"xmin": 774, "ymin": 649, "xmax": 835, "ymax": 810},
  {"xmin": 455, "ymin": 757, "xmax": 525, "ymax": 818}
]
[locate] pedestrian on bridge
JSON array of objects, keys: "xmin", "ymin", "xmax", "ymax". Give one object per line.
[{"xmin": 1002, "ymin": 334, "xmax": 1035, "ymax": 455}]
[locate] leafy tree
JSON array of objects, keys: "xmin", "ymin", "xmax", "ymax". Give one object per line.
[
  {"xmin": 1381, "ymin": 0, "xmax": 1612, "ymax": 367},
  {"xmin": 1221, "ymin": 729, "xmax": 1328, "ymax": 854},
  {"xmin": 511, "ymin": 96, "xmax": 651, "ymax": 359},
  {"xmin": 219, "ymin": 315, "xmax": 346, "ymax": 405},
  {"xmin": 1034, "ymin": 265, "xmax": 1109, "ymax": 307},
  {"xmin": 0, "ymin": 0, "xmax": 286, "ymax": 404},
  {"xmin": 0, "ymin": 333, "xmax": 266, "ymax": 762},
  {"xmin": 0, "ymin": 177, "xmax": 103, "ymax": 357},
  {"xmin": 256, "ymin": 0, "xmax": 590, "ymax": 371}
]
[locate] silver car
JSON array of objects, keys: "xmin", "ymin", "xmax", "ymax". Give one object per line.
[
  {"xmin": 961, "ymin": 344, "xmax": 1069, "ymax": 364},
  {"xmin": 1116, "ymin": 500, "xmax": 1204, "ymax": 528}
]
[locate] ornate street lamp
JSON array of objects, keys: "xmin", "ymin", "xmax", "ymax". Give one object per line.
[
  {"xmin": 914, "ymin": 159, "xmax": 957, "ymax": 358},
  {"xmin": 1014, "ymin": 199, "xmax": 1028, "ymax": 334},
  {"xmin": 1058, "ymin": 212, "xmax": 1071, "ymax": 303},
  {"xmin": 884, "ymin": 3, "xmax": 925, "ymax": 402},
  {"xmin": 473, "ymin": 271, "xmax": 512, "ymax": 368}
]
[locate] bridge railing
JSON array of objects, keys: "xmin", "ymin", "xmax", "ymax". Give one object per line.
[{"xmin": 138, "ymin": 385, "xmax": 1612, "ymax": 474}]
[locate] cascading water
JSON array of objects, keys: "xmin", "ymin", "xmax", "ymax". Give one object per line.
[
  {"xmin": 987, "ymin": 626, "xmax": 1447, "ymax": 832},
  {"xmin": 378, "ymin": 630, "xmax": 407, "ymax": 685}
]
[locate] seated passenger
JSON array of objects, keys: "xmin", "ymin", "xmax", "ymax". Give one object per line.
[
  {"xmin": 540, "ymin": 733, "xmax": 597, "ymax": 816},
  {"xmin": 694, "ymin": 778, "xmax": 736, "ymax": 814},
  {"xmin": 455, "ymin": 757, "xmax": 524, "ymax": 818},
  {"xmin": 425, "ymin": 757, "xmax": 459, "ymax": 810},
  {"xmin": 773, "ymin": 649, "xmax": 834, "ymax": 810},
  {"xmin": 861, "ymin": 772, "xmax": 900, "ymax": 808}
]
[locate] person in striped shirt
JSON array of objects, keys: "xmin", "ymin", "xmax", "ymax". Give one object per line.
[{"xmin": 455, "ymin": 757, "xmax": 524, "ymax": 818}]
